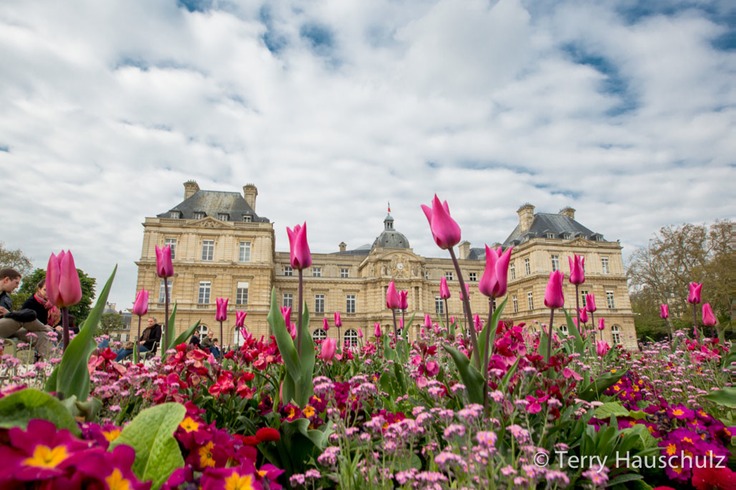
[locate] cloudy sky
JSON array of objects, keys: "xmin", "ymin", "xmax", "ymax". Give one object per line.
[{"xmin": 1, "ymin": 0, "xmax": 734, "ymax": 309}]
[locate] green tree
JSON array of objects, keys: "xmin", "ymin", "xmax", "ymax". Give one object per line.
[
  {"xmin": 0, "ymin": 242, "xmax": 33, "ymax": 277},
  {"xmin": 13, "ymin": 268, "xmax": 97, "ymax": 325},
  {"xmin": 100, "ymin": 311, "xmax": 125, "ymax": 335},
  {"xmin": 627, "ymin": 220, "xmax": 734, "ymax": 341}
]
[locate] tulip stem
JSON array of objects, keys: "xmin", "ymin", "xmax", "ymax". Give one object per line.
[
  {"xmin": 482, "ymin": 298, "xmax": 495, "ymax": 411},
  {"xmin": 574, "ymin": 285, "xmax": 582, "ymax": 339},
  {"xmin": 590, "ymin": 311, "xmax": 596, "ymax": 344},
  {"xmin": 61, "ymin": 307, "xmax": 70, "ymax": 351},
  {"xmin": 391, "ymin": 309, "xmax": 398, "ymax": 343},
  {"xmin": 443, "ymin": 298, "xmax": 450, "ymax": 338},
  {"xmin": 546, "ymin": 309, "xmax": 555, "ymax": 365},
  {"xmin": 297, "ymin": 268, "xmax": 304, "ymax": 354},
  {"xmin": 219, "ymin": 320, "xmax": 223, "ymax": 353},
  {"xmin": 163, "ymin": 277, "xmax": 170, "ymax": 356},
  {"xmin": 448, "ymin": 247, "xmax": 480, "ymax": 370},
  {"xmin": 134, "ymin": 315, "xmax": 142, "ymax": 363}
]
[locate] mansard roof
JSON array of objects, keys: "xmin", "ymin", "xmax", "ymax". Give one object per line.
[
  {"xmin": 158, "ymin": 190, "xmax": 269, "ymax": 223},
  {"xmin": 503, "ymin": 212, "xmax": 603, "ymax": 248}
]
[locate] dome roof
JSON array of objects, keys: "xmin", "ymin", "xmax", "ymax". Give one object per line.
[{"xmin": 371, "ymin": 213, "xmax": 410, "ymax": 250}]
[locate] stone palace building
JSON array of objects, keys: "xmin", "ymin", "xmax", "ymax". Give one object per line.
[{"xmin": 133, "ymin": 181, "xmax": 637, "ymax": 349}]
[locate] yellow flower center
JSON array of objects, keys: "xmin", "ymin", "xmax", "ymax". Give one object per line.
[
  {"xmin": 666, "ymin": 443, "xmax": 677, "ymax": 456},
  {"xmin": 199, "ymin": 442, "xmax": 216, "ymax": 468},
  {"xmin": 224, "ymin": 473, "xmax": 253, "ymax": 490},
  {"xmin": 180, "ymin": 417, "xmax": 200, "ymax": 433},
  {"xmin": 103, "ymin": 429, "xmax": 122, "ymax": 442},
  {"xmin": 23, "ymin": 445, "xmax": 68, "ymax": 469},
  {"xmin": 672, "ymin": 409, "xmax": 684, "ymax": 416},
  {"xmin": 105, "ymin": 468, "xmax": 132, "ymax": 490},
  {"xmin": 682, "ymin": 437, "xmax": 693, "ymax": 444},
  {"xmin": 303, "ymin": 405, "xmax": 316, "ymax": 418}
]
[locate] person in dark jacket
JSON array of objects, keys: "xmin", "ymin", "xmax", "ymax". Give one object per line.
[
  {"xmin": 22, "ymin": 280, "xmax": 61, "ymax": 328},
  {"xmin": 0, "ymin": 268, "xmax": 54, "ymax": 359},
  {"xmin": 114, "ymin": 317, "xmax": 162, "ymax": 361}
]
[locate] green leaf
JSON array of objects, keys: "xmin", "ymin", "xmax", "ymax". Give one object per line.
[
  {"xmin": 110, "ymin": 402, "xmax": 186, "ymax": 490},
  {"xmin": 48, "ymin": 266, "xmax": 117, "ymax": 401},
  {"xmin": 0, "ymin": 388, "xmax": 80, "ymax": 435},
  {"xmin": 578, "ymin": 369, "xmax": 627, "ymax": 402},
  {"xmin": 295, "ymin": 303, "xmax": 315, "ymax": 406},
  {"xmin": 478, "ymin": 297, "xmax": 507, "ymax": 365},
  {"xmin": 563, "ymin": 308, "xmax": 586, "ymax": 355},
  {"xmin": 593, "ymin": 402, "xmax": 630, "ymax": 419},
  {"xmin": 620, "ymin": 424, "xmax": 659, "ymax": 451},
  {"xmin": 443, "ymin": 344, "xmax": 484, "ymax": 404},
  {"xmin": 165, "ymin": 303, "xmax": 178, "ymax": 351},
  {"xmin": 267, "ymin": 288, "xmax": 301, "ymax": 388},
  {"xmin": 703, "ymin": 387, "xmax": 736, "ymax": 408},
  {"xmin": 607, "ymin": 472, "xmax": 646, "ymax": 488},
  {"xmin": 171, "ymin": 319, "xmax": 201, "ymax": 348}
]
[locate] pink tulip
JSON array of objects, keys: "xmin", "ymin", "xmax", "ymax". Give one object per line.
[
  {"xmin": 155, "ymin": 245, "xmax": 174, "ymax": 278},
  {"xmin": 46, "ymin": 250, "xmax": 83, "ymax": 308},
  {"xmin": 544, "ymin": 271, "xmax": 565, "ymax": 309},
  {"xmin": 578, "ymin": 308, "xmax": 588, "ymax": 324},
  {"xmin": 286, "ymin": 222, "xmax": 312, "ymax": 270},
  {"xmin": 358, "ymin": 328, "xmax": 363, "ymax": 338},
  {"xmin": 236, "ymin": 310, "xmax": 247, "ymax": 328},
  {"xmin": 585, "ymin": 294, "xmax": 597, "ymax": 313},
  {"xmin": 374, "ymin": 322, "xmax": 382, "ymax": 338},
  {"xmin": 659, "ymin": 304, "xmax": 669, "ymax": 319},
  {"xmin": 450, "ymin": 315, "xmax": 457, "ymax": 325},
  {"xmin": 479, "ymin": 245, "xmax": 513, "ymax": 299},
  {"xmin": 439, "ymin": 277, "xmax": 451, "ymax": 300},
  {"xmin": 334, "ymin": 311, "xmax": 342, "ymax": 328},
  {"xmin": 421, "ymin": 195, "xmax": 462, "ymax": 250},
  {"xmin": 280, "ymin": 306, "xmax": 291, "ymax": 327},
  {"xmin": 596, "ymin": 340, "xmax": 611, "ymax": 357},
  {"xmin": 598, "ymin": 318, "xmax": 605, "ymax": 331},
  {"xmin": 568, "ymin": 255, "xmax": 585, "ymax": 285},
  {"xmin": 399, "ymin": 290, "xmax": 409, "ymax": 310},
  {"xmin": 320, "ymin": 338, "xmax": 337, "ymax": 361},
  {"xmin": 399, "ymin": 317, "xmax": 404, "ymax": 329},
  {"xmin": 386, "ymin": 281, "xmax": 401, "ymax": 309},
  {"xmin": 132, "ymin": 289, "xmax": 149, "ymax": 317},
  {"xmin": 322, "ymin": 317, "xmax": 330, "ymax": 331},
  {"xmin": 424, "ymin": 314, "xmax": 432, "ymax": 329},
  {"xmin": 702, "ymin": 303, "xmax": 717, "ymax": 327},
  {"xmin": 215, "ymin": 297, "xmax": 229, "ymax": 322},
  {"xmin": 687, "ymin": 282, "xmax": 703, "ymax": 304},
  {"xmin": 473, "ymin": 314, "xmax": 482, "ymax": 332}
]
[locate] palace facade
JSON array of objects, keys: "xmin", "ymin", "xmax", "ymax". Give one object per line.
[{"xmin": 134, "ymin": 181, "xmax": 637, "ymax": 349}]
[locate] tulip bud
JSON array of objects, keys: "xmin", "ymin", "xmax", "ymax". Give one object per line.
[
  {"xmin": 399, "ymin": 290, "xmax": 409, "ymax": 310},
  {"xmin": 424, "ymin": 314, "xmax": 432, "ymax": 329},
  {"xmin": 322, "ymin": 317, "xmax": 330, "ymax": 331},
  {"xmin": 598, "ymin": 318, "xmax": 605, "ymax": 331},
  {"xmin": 374, "ymin": 322, "xmax": 382, "ymax": 338},
  {"xmin": 473, "ymin": 314, "xmax": 482, "ymax": 332},
  {"xmin": 659, "ymin": 304, "xmax": 669, "ymax": 320},
  {"xmin": 386, "ymin": 281, "xmax": 401, "ymax": 310},
  {"xmin": 479, "ymin": 245, "xmax": 513, "ymax": 299},
  {"xmin": 568, "ymin": 255, "xmax": 585, "ymax": 285},
  {"xmin": 439, "ymin": 277, "xmax": 451, "ymax": 300},
  {"xmin": 155, "ymin": 245, "xmax": 174, "ymax": 278},
  {"xmin": 358, "ymin": 328, "xmax": 363, "ymax": 338},
  {"xmin": 687, "ymin": 282, "xmax": 703, "ymax": 304},
  {"xmin": 236, "ymin": 310, "xmax": 247, "ymax": 328},
  {"xmin": 421, "ymin": 195, "xmax": 462, "ymax": 250},
  {"xmin": 132, "ymin": 289, "xmax": 149, "ymax": 317},
  {"xmin": 578, "ymin": 308, "xmax": 588, "ymax": 324},
  {"xmin": 280, "ymin": 306, "xmax": 291, "ymax": 327},
  {"xmin": 596, "ymin": 340, "xmax": 611, "ymax": 358},
  {"xmin": 46, "ymin": 250, "xmax": 83, "ymax": 308},
  {"xmin": 286, "ymin": 222, "xmax": 312, "ymax": 270},
  {"xmin": 320, "ymin": 338, "xmax": 337, "ymax": 361},
  {"xmin": 215, "ymin": 297, "xmax": 228, "ymax": 322},
  {"xmin": 334, "ymin": 311, "xmax": 342, "ymax": 328},
  {"xmin": 702, "ymin": 303, "xmax": 717, "ymax": 327},
  {"xmin": 544, "ymin": 271, "xmax": 565, "ymax": 309},
  {"xmin": 585, "ymin": 294, "xmax": 597, "ymax": 313}
]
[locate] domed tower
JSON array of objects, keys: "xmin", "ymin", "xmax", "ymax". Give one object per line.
[{"xmin": 371, "ymin": 205, "xmax": 410, "ymax": 250}]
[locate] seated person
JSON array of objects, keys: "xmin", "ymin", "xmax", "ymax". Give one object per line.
[
  {"xmin": 189, "ymin": 332, "xmax": 201, "ymax": 346},
  {"xmin": 0, "ymin": 268, "xmax": 54, "ymax": 360},
  {"xmin": 209, "ymin": 338, "xmax": 221, "ymax": 358},
  {"xmin": 22, "ymin": 280, "xmax": 61, "ymax": 330},
  {"xmin": 201, "ymin": 333, "xmax": 213, "ymax": 349},
  {"xmin": 115, "ymin": 317, "xmax": 161, "ymax": 361}
]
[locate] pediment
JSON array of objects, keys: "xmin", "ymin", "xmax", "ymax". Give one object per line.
[
  {"xmin": 185, "ymin": 216, "xmax": 231, "ymax": 229},
  {"xmin": 359, "ymin": 250, "xmax": 424, "ymax": 279}
]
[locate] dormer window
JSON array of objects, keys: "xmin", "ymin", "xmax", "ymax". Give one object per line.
[
  {"xmin": 243, "ymin": 215, "xmax": 252, "ymax": 223},
  {"xmin": 546, "ymin": 233, "xmax": 555, "ymax": 239},
  {"xmin": 193, "ymin": 212, "xmax": 206, "ymax": 220},
  {"xmin": 218, "ymin": 213, "xmax": 229, "ymax": 221},
  {"xmin": 169, "ymin": 211, "xmax": 182, "ymax": 219},
  {"xmin": 562, "ymin": 233, "xmax": 571, "ymax": 240}
]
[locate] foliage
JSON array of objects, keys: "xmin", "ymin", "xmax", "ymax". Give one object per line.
[
  {"xmin": 0, "ymin": 241, "xmax": 33, "ymax": 278},
  {"xmin": 100, "ymin": 311, "xmax": 125, "ymax": 334},
  {"xmin": 12, "ymin": 267, "xmax": 97, "ymax": 324}
]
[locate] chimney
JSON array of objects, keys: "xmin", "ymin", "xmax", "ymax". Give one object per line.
[
  {"xmin": 339, "ymin": 241, "xmax": 347, "ymax": 252},
  {"xmin": 559, "ymin": 207, "xmax": 576, "ymax": 220},
  {"xmin": 243, "ymin": 184, "xmax": 258, "ymax": 211},
  {"xmin": 184, "ymin": 180, "xmax": 200, "ymax": 200},
  {"xmin": 458, "ymin": 240, "xmax": 470, "ymax": 260},
  {"xmin": 517, "ymin": 203, "xmax": 535, "ymax": 232}
]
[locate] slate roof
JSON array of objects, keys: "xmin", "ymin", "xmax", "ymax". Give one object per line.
[
  {"xmin": 502, "ymin": 212, "xmax": 603, "ymax": 248},
  {"xmin": 371, "ymin": 213, "xmax": 411, "ymax": 250},
  {"xmin": 157, "ymin": 190, "xmax": 269, "ymax": 223}
]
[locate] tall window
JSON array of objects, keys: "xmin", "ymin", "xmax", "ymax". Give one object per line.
[
  {"xmin": 283, "ymin": 293, "xmax": 293, "ymax": 309},
  {"xmin": 239, "ymin": 241, "xmax": 251, "ymax": 262},
  {"xmin": 611, "ymin": 325, "xmax": 621, "ymax": 345},
  {"xmin": 435, "ymin": 296, "xmax": 444, "ymax": 316},
  {"xmin": 201, "ymin": 240, "xmax": 214, "ymax": 261},
  {"xmin": 314, "ymin": 294, "xmax": 325, "ymax": 313},
  {"xmin": 527, "ymin": 292, "xmax": 534, "ymax": 310},
  {"xmin": 198, "ymin": 281, "xmax": 211, "ymax": 305},
  {"xmin": 340, "ymin": 267, "xmax": 349, "ymax": 278},
  {"xmin": 218, "ymin": 213, "xmax": 229, "ymax": 221},
  {"xmin": 312, "ymin": 267, "xmax": 322, "ymax": 278},
  {"xmin": 445, "ymin": 271, "xmax": 454, "ymax": 280},
  {"xmin": 193, "ymin": 212, "xmax": 205, "ymax": 220},
  {"xmin": 509, "ymin": 263, "xmax": 516, "ymax": 280},
  {"xmin": 164, "ymin": 238, "xmax": 177, "ymax": 259},
  {"xmin": 468, "ymin": 272, "xmax": 477, "ymax": 282},
  {"xmin": 512, "ymin": 295, "xmax": 518, "ymax": 313},
  {"xmin": 606, "ymin": 291, "xmax": 615, "ymax": 309},
  {"xmin": 346, "ymin": 295, "xmax": 356, "ymax": 314},
  {"xmin": 236, "ymin": 282, "xmax": 249, "ymax": 306},
  {"xmin": 551, "ymin": 254, "xmax": 559, "ymax": 272},
  {"xmin": 601, "ymin": 257, "xmax": 610, "ymax": 274},
  {"xmin": 560, "ymin": 324, "xmax": 569, "ymax": 335},
  {"xmin": 580, "ymin": 289, "xmax": 588, "ymax": 308},
  {"xmin": 158, "ymin": 279, "xmax": 173, "ymax": 303},
  {"xmin": 284, "ymin": 266, "xmax": 293, "ymax": 277},
  {"xmin": 243, "ymin": 215, "xmax": 252, "ymax": 223},
  {"xmin": 344, "ymin": 329, "xmax": 359, "ymax": 348},
  {"xmin": 312, "ymin": 329, "xmax": 327, "ymax": 341},
  {"xmin": 524, "ymin": 258, "xmax": 531, "ymax": 275}
]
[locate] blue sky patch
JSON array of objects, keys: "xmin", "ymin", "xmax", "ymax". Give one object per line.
[
  {"xmin": 177, "ymin": 0, "xmax": 212, "ymax": 13},
  {"xmin": 300, "ymin": 23, "xmax": 334, "ymax": 53}
]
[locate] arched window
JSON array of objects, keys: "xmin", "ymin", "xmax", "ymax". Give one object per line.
[
  {"xmin": 344, "ymin": 329, "xmax": 359, "ymax": 348},
  {"xmin": 198, "ymin": 325, "xmax": 209, "ymax": 336},
  {"xmin": 312, "ymin": 328, "xmax": 327, "ymax": 342},
  {"xmin": 559, "ymin": 324, "xmax": 568, "ymax": 336},
  {"xmin": 611, "ymin": 325, "xmax": 621, "ymax": 345}
]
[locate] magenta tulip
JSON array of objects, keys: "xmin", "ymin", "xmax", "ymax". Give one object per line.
[
  {"xmin": 320, "ymin": 338, "xmax": 337, "ymax": 361},
  {"xmin": 702, "ymin": 303, "xmax": 717, "ymax": 327},
  {"xmin": 479, "ymin": 245, "xmax": 513, "ymax": 299},
  {"xmin": 424, "ymin": 314, "xmax": 432, "ymax": 328},
  {"xmin": 132, "ymin": 289, "xmax": 149, "ymax": 317},
  {"xmin": 473, "ymin": 314, "xmax": 482, "ymax": 332},
  {"xmin": 568, "ymin": 255, "xmax": 585, "ymax": 285},
  {"xmin": 399, "ymin": 290, "xmax": 409, "ymax": 310},
  {"xmin": 374, "ymin": 322, "xmax": 382, "ymax": 338},
  {"xmin": 358, "ymin": 328, "xmax": 363, "ymax": 338},
  {"xmin": 421, "ymin": 195, "xmax": 462, "ymax": 250},
  {"xmin": 155, "ymin": 245, "xmax": 174, "ymax": 278},
  {"xmin": 286, "ymin": 222, "xmax": 312, "ymax": 270},
  {"xmin": 236, "ymin": 310, "xmax": 247, "ymax": 328},
  {"xmin": 659, "ymin": 304, "xmax": 669, "ymax": 319},
  {"xmin": 544, "ymin": 271, "xmax": 565, "ymax": 309},
  {"xmin": 439, "ymin": 277, "xmax": 451, "ymax": 300},
  {"xmin": 596, "ymin": 340, "xmax": 611, "ymax": 357},
  {"xmin": 386, "ymin": 281, "xmax": 401, "ymax": 309},
  {"xmin": 578, "ymin": 308, "xmax": 589, "ymax": 324},
  {"xmin": 280, "ymin": 306, "xmax": 291, "ymax": 326},
  {"xmin": 46, "ymin": 250, "xmax": 83, "ymax": 308},
  {"xmin": 598, "ymin": 318, "xmax": 605, "ymax": 331},
  {"xmin": 334, "ymin": 311, "xmax": 342, "ymax": 328},
  {"xmin": 687, "ymin": 282, "xmax": 703, "ymax": 304},
  {"xmin": 215, "ymin": 297, "xmax": 228, "ymax": 322},
  {"xmin": 585, "ymin": 294, "xmax": 597, "ymax": 313},
  {"xmin": 322, "ymin": 317, "xmax": 330, "ymax": 331}
]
